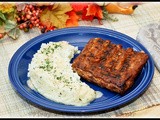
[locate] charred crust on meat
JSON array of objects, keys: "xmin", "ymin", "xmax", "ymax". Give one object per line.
[{"xmin": 72, "ymin": 38, "xmax": 149, "ymax": 94}]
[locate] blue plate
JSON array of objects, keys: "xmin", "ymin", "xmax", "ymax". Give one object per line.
[{"xmin": 8, "ymin": 26, "xmax": 154, "ymax": 113}]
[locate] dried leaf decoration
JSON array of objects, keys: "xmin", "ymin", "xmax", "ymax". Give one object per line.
[
  {"xmin": 82, "ymin": 6, "xmax": 94, "ymax": 21},
  {"xmin": 66, "ymin": 10, "xmax": 80, "ymax": 27},
  {"xmin": 88, "ymin": 4, "xmax": 103, "ymax": 19},
  {"xmin": 82, "ymin": 3, "xmax": 103, "ymax": 23},
  {"xmin": 70, "ymin": 2, "xmax": 88, "ymax": 12},
  {"xmin": 40, "ymin": 3, "xmax": 72, "ymax": 29},
  {"xmin": 4, "ymin": 20, "xmax": 20, "ymax": 40},
  {"xmin": 0, "ymin": 25, "xmax": 5, "ymax": 33},
  {"xmin": 0, "ymin": 3, "xmax": 15, "ymax": 13}
]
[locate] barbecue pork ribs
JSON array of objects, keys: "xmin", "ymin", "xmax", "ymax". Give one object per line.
[{"xmin": 72, "ymin": 38, "xmax": 149, "ymax": 94}]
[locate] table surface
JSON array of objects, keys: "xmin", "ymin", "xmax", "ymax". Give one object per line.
[{"xmin": 0, "ymin": 2, "xmax": 160, "ymax": 118}]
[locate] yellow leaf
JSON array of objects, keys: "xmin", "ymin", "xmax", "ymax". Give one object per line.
[
  {"xmin": 40, "ymin": 3, "xmax": 72, "ymax": 29},
  {"xmin": 52, "ymin": 3, "xmax": 72, "ymax": 15},
  {"xmin": 51, "ymin": 13, "xmax": 69, "ymax": 29},
  {"xmin": 0, "ymin": 3, "xmax": 15, "ymax": 13},
  {"xmin": 0, "ymin": 24, "xmax": 5, "ymax": 33}
]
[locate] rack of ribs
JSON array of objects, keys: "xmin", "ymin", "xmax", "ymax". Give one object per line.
[{"xmin": 72, "ymin": 38, "xmax": 149, "ymax": 94}]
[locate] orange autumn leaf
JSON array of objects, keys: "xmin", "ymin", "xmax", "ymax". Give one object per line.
[
  {"xmin": 82, "ymin": 6, "xmax": 94, "ymax": 21},
  {"xmin": 66, "ymin": 10, "xmax": 80, "ymax": 27},
  {"xmin": 82, "ymin": 3, "xmax": 103, "ymax": 23},
  {"xmin": 86, "ymin": 4, "xmax": 103, "ymax": 20},
  {"xmin": 40, "ymin": 3, "xmax": 72, "ymax": 29},
  {"xmin": 70, "ymin": 2, "xmax": 89, "ymax": 12}
]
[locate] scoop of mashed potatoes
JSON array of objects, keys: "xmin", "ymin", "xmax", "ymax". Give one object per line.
[{"xmin": 27, "ymin": 41, "xmax": 102, "ymax": 106}]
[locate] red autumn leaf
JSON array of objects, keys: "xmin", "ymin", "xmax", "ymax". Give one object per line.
[
  {"xmin": 81, "ymin": 6, "xmax": 94, "ymax": 21},
  {"xmin": 70, "ymin": 2, "xmax": 90, "ymax": 12},
  {"xmin": 86, "ymin": 4, "xmax": 103, "ymax": 19},
  {"xmin": 66, "ymin": 10, "xmax": 80, "ymax": 27},
  {"xmin": 82, "ymin": 3, "xmax": 103, "ymax": 23}
]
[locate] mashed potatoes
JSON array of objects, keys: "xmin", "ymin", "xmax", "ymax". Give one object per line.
[{"xmin": 27, "ymin": 41, "xmax": 102, "ymax": 106}]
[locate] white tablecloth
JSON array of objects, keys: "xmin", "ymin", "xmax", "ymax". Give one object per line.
[{"xmin": 0, "ymin": 2, "xmax": 160, "ymax": 118}]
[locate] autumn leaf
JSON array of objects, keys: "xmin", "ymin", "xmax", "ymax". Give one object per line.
[
  {"xmin": 15, "ymin": 3, "xmax": 26, "ymax": 11},
  {"xmin": 82, "ymin": 3, "xmax": 103, "ymax": 23},
  {"xmin": 4, "ymin": 20, "xmax": 17, "ymax": 32},
  {"xmin": 70, "ymin": 2, "xmax": 89, "ymax": 12},
  {"xmin": 0, "ymin": 3, "xmax": 15, "ymax": 13},
  {"xmin": 86, "ymin": 4, "xmax": 103, "ymax": 19},
  {"xmin": 66, "ymin": 10, "xmax": 80, "ymax": 27},
  {"xmin": 40, "ymin": 3, "xmax": 72, "ymax": 29},
  {"xmin": 0, "ymin": 25, "xmax": 5, "ymax": 33},
  {"xmin": 51, "ymin": 3, "xmax": 72, "ymax": 14},
  {"xmin": 81, "ymin": 6, "xmax": 94, "ymax": 21},
  {"xmin": 7, "ymin": 27, "xmax": 20, "ymax": 40},
  {"xmin": 0, "ymin": 12, "xmax": 6, "ymax": 22},
  {"xmin": 4, "ymin": 20, "xmax": 20, "ymax": 40}
]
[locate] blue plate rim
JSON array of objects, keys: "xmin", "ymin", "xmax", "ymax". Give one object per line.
[{"xmin": 8, "ymin": 26, "xmax": 155, "ymax": 113}]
